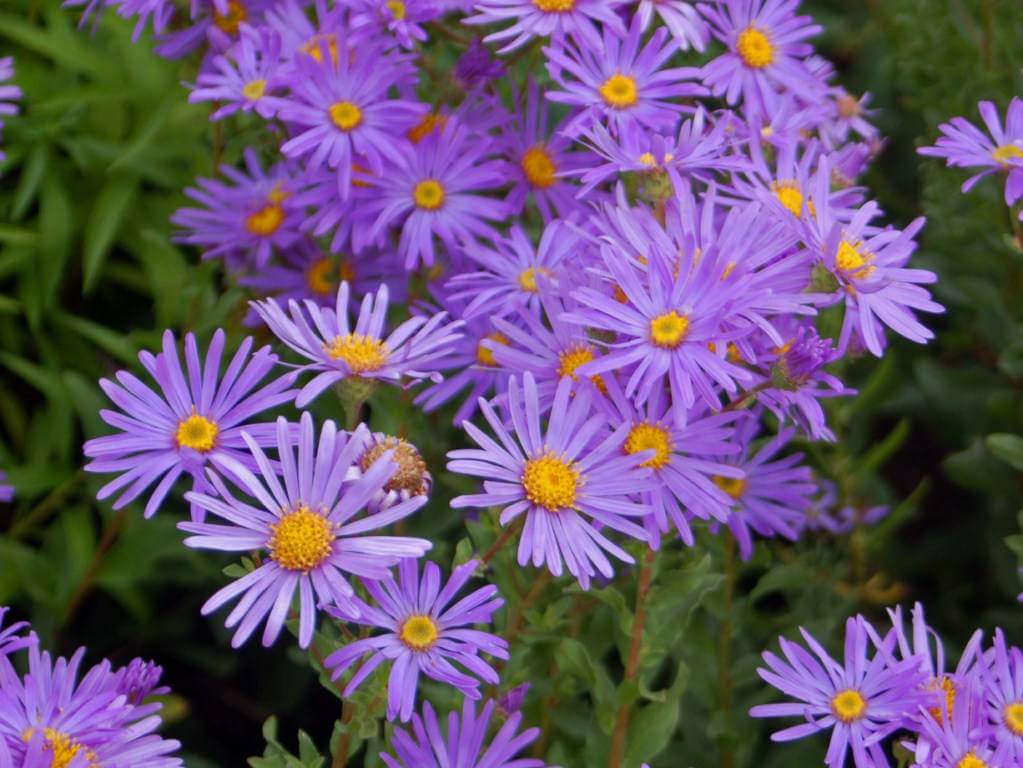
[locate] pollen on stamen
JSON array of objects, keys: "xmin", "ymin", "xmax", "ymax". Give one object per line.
[
  {"xmin": 521, "ymin": 145, "xmax": 557, "ymax": 189},
  {"xmin": 599, "ymin": 73, "xmax": 639, "ymax": 109},
  {"xmin": 175, "ymin": 412, "xmax": 219, "ymax": 453},
  {"xmin": 399, "ymin": 614, "xmax": 440, "ymax": 651},
  {"xmin": 325, "ymin": 333, "xmax": 389, "ymax": 373},
  {"xmin": 521, "ymin": 451, "xmax": 581, "ymax": 511},
  {"xmin": 268, "ymin": 506, "xmax": 335, "ymax": 572},
  {"xmin": 624, "ymin": 422, "xmax": 673, "ymax": 470},
  {"xmin": 22, "ymin": 727, "xmax": 98, "ymax": 768},
  {"xmin": 1004, "ymin": 700, "xmax": 1023, "ymax": 735},
  {"xmin": 533, "ymin": 0, "xmax": 575, "ymax": 12},
  {"xmin": 736, "ymin": 26, "xmax": 775, "ymax": 69}
]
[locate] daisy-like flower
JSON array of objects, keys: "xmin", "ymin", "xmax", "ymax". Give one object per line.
[
  {"xmin": 381, "ymin": 698, "xmax": 545, "ymax": 768},
  {"xmin": 545, "ymin": 15, "xmax": 705, "ymax": 138},
  {"xmin": 701, "ymin": 0, "xmax": 824, "ymax": 118},
  {"xmin": 346, "ymin": 0, "xmax": 441, "ymax": 49},
  {"xmin": 0, "ymin": 470, "xmax": 12, "ymax": 504},
  {"xmin": 0, "ymin": 607, "xmax": 31, "ymax": 658},
  {"xmin": 252, "ymin": 282, "xmax": 463, "ymax": 407},
  {"xmin": 464, "ymin": 0, "xmax": 626, "ymax": 53},
  {"xmin": 346, "ymin": 432, "xmax": 432, "ymax": 510},
  {"xmin": 278, "ymin": 35, "xmax": 425, "ymax": 197},
  {"xmin": 189, "ymin": 24, "xmax": 287, "ymax": 120},
  {"xmin": 325, "ymin": 558, "xmax": 507, "ymax": 722},
  {"xmin": 448, "ymin": 373, "xmax": 653, "ymax": 589},
  {"xmin": 365, "ymin": 120, "xmax": 509, "ymax": 269},
  {"xmin": 0, "ymin": 641, "xmax": 182, "ymax": 767},
  {"xmin": 446, "ymin": 222, "xmax": 577, "ymax": 320},
  {"xmin": 819, "ymin": 89, "xmax": 879, "ymax": 149},
  {"xmin": 83, "ymin": 329, "xmax": 297, "ymax": 519},
  {"xmin": 919, "ymin": 98, "xmax": 1023, "ymax": 206},
  {"xmin": 154, "ymin": 0, "xmax": 277, "ymax": 60},
  {"xmin": 750, "ymin": 615, "xmax": 931, "ymax": 768},
  {"xmin": 181, "ymin": 413, "xmax": 432, "ymax": 648},
  {"xmin": 637, "ymin": 0, "xmax": 709, "ymax": 51},
  {"xmin": 172, "ymin": 150, "xmax": 304, "ymax": 267},
  {"xmin": 913, "ymin": 678, "xmax": 997, "ymax": 768},
  {"xmin": 981, "ymin": 628, "xmax": 1023, "ymax": 765},
  {"xmin": 803, "ymin": 157, "xmax": 942, "ymax": 357},
  {"xmin": 0, "ymin": 57, "xmax": 21, "ymax": 166}
]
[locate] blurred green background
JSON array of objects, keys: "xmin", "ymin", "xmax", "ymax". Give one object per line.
[{"xmin": 1, "ymin": 0, "xmax": 1022, "ymax": 766}]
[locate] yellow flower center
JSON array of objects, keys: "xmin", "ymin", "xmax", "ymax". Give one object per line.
[
  {"xmin": 1004, "ymin": 701, "xmax": 1023, "ymax": 735},
  {"xmin": 399, "ymin": 614, "xmax": 439, "ymax": 651},
  {"xmin": 638, "ymin": 152, "xmax": 658, "ymax": 169},
  {"xmin": 518, "ymin": 266, "xmax": 553, "ymax": 293},
  {"xmin": 242, "ymin": 79, "xmax": 266, "ymax": 100},
  {"xmin": 957, "ymin": 754, "xmax": 989, "ymax": 768},
  {"xmin": 736, "ymin": 26, "xmax": 774, "ymax": 68},
  {"xmin": 927, "ymin": 675, "xmax": 957, "ymax": 723},
  {"xmin": 476, "ymin": 332, "xmax": 509, "ymax": 367},
  {"xmin": 557, "ymin": 345, "xmax": 606, "ymax": 394},
  {"xmin": 360, "ymin": 437, "xmax": 429, "ymax": 494},
  {"xmin": 992, "ymin": 144, "xmax": 1023, "ymax": 165},
  {"xmin": 307, "ymin": 258, "xmax": 338, "ymax": 295},
  {"xmin": 22, "ymin": 728, "xmax": 98, "ymax": 768},
  {"xmin": 386, "ymin": 0, "xmax": 406, "ymax": 19},
  {"xmin": 831, "ymin": 689, "xmax": 867, "ymax": 723},
  {"xmin": 533, "ymin": 0, "xmax": 574, "ymax": 11},
  {"xmin": 713, "ymin": 475, "xmax": 747, "ymax": 500},
  {"xmin": 329, "ymin": 101, "xmax": 362, "ymax": 132},
  {"xmin": 835, "ymin": 240, "xmax": 876, "ymax": 280},
  {"xmin": 408, "ymin": 113, "xmax": 446, "ymax": 143},
  {"xmin": 413, "ymin": 179, "xmax": 445, "ymax": 210},
  {"xmin": 599, "ymin": 73, "xmax": 639, "ymax": 109},
  {"xmin": 521, "ymin": 452, "xmax": 580, "ymax": 511},
  {"xmin": 246, "ymin": 204, "xmax": 285, "ymax": 237},
  {"xmin": 649, "ymin": 311, "xmax": 690, "ymax": 349},
  {"xmin": 771, "ymin": 181, "xmax": 807, "ymax": 218},
  {"xmin": 268, "ymin": 506, "xmax": 335, "ymax": 572},
  {"xmin": 521, "ymin": 145, "xmax": 557, "ymax": 189},
  {"xmin": 213, "ymin": 0, "xmax": 247, "ymax": 34},
  {"xmin": 301, "ymin": 33, "xmax": 339, "ymax": 64},
  {"xmin": 175, "ymin": 412, "xmax": 219, "ymax": 453},
  {"xmin": 624, "ymin": 423, "xmax": 673, "ymax": 470},
  {"xmin": 325, "ymin": 333, "xmax": 389, "ymax": 373}
]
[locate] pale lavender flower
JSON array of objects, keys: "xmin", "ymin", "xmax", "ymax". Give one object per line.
[
  {"xmin": 464, "ymin": 0, "xmax": 626, "ymax": 53},
  {"xmin": 189, "ymin": 24, "xmax": 287, "ymax": 120}
]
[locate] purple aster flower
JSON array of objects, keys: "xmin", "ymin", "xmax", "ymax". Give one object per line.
[
  {"xmin": 63, "ymin": 0, "xmax": 176, "ymax": 40},
  {"xmin": 172, "ymin": 150, "xmax": 304, "ymax": 268},
  {"xmin": 701, "ymin": 0, "xmax": 824, "ymax": 118},
  {"xmin": 464, "ymin": 0, "xmax": 626, "ymax": 54},
  {"xmin": 750, "ymin": 615, "xmax": 930, "ymax": 768},
  {"xmin": 381, "ymin": 698, "xmax": 545, "ymax": 768},
  {"xmin": 0, "ymin": 608, "xmax": 31, "ymax": 659},
  {"xmin": 919, "ymin": 98, "xmax": 1023, "ymax": 206},
  {"xmin": 278, "ymin": 36, "xmax": 425, "ymax": 198},
  {"xmin": 180, "ymin": 413, "xmax": 432, "ymax": 648},
  {"xmin": 0, "ymin": 58, "xmax": 21, "ymax": 166},
  {"xmin": 497, "ymin": 682, "xmax": 531, "ymax": 715},
  {"xmin": 819, "ymin": 89, "xmax": 879, "ymax": 150},
  {"xmin": 448, "ymin": 373, "xmax": 654, "ymax": 589},
  {"xmin": 0, "ymin": 642, "xmax": 181, "ymax": 767},
  {"xmin": 110, "ymin": 657, "xmax": 170, "ymax": 705},
  {"xmin": 803, "ymin": 157, "xmax": 942, "ymax": 357},
  {"xmin": 454, "ymin": 38, "xmax": 507, "ymax": 90},
  {"xmin": 365, "ymin": 120, "xmax": 509, "ymax": 269},
  {"xmin": 154, "ymin": 0, "xmax": 276, "ymax": 60},
  {"xmin": 980, "ymin": 628, "xmax": 1023, "ymax": 765},
  {"xmin": 188, "ymin": 24, "xmax": 287, "ymax": 120},
  {"xmin": 325, "ymin": 558, "xmax": 507, "ymax": 721},
  {"xmin": 446, "ymin": 222, "xmax": 577, "ymax": 320},
  {"xmin": 544, "ymin": 15, "xmax": 705, "ymax": 138},
  {"xmin": 0, "ymin": 471, "xmax": 12, "ymax": 504},
  {"xmin": 83, "ymin": 329, "xmax": 297, "ymax": 519},
  {"xmin": 637, "ymin": 0, "xmax": 708, "ymax": 50},
  {"xmin": 912, "ymin": 678, "xmax": 996, "ymax": 768},
  {"xmin": 346, "ymin": 0, "xmax": 441, "ymax": 49},
  {"xmin": 252, "ymin": 282, "xmax": 463, "ymax": 407},
  {"xmin": 345, "ymin": 431, "xmax": 433, "ymax": 511}
]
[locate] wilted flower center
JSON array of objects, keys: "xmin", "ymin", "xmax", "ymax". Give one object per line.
[
  {"xmin": 213, "ymin": 0, "xmax": 247, "ymax": 34},
  {"xmin": 408, "ymin": 113, "xmax": 446, "ymax": 143},
  {"xmin": 518, "ymin": 266, "xmax": 553, "ymax": 293},
  {"xmin": 835, "ymin": 240, "xmax": 876, "ymax": 280},
  {"xmin": 522, "ymin": 452, "xmax": 580, "ymax": 510},
  {"xmin": 23, "ymin": 727, "xmax": 99, "ymax": 768},
  {"xmin": 1004, "ymin": 701, "xmax": 1023, "ymax": 735},
  {"xmin": 521, "ymin": 145, "xmax": 557, "ymax": 188},
  {"xmin": 325, "ymin": 333, "xmax": 389, "ymax": 373},
  {"xmin": 533, "ymin": 0, "xmax": 575, "ymax": 11},
  {"xmin": 836, "ymin": 93, "xmax": 861, "ymax": 118},
  {"xmin": 360, "ymin": 436, "xmax": 429, "ymax": 494},
  {"xmin": 400, "ymin": 614, "xmax": 439, "ymax": 650},
  {"xmin": 713, "ymin": 475, "xmax": 747, "ymax": 500},
  {"xmin": 413, "ymin": 179, "xmax": 445, "ymax": 210},
  {"xmin": 329, "ymin": 101, "xmax": 363, "ymax": 131},
  {"xmin": 477, "ymin": 331, "xmax": 509, "ymax": 367},
  {"xmin": 268, "ymin": 506, "xmax": 334, "ymax": 572},
  {"xmin": 831, "ymin": 689, "xmax": 867, "ymax": 723},
  {"xmin": 649, "ymin": 310, "xmax": 690, "ymax": 348},
  {"xmin": 176, "ymin": 412, "xmax": 219, "ymax": 453},
  {"xmin": 246, "ymin": 202, "xmax": 285, "ymax": 236},
  {"xmin": 242, "ymin": 79, "xmax": 266, "ymax": 100},
  {"xmin": 771, "ymin": 181, "xmax": 809, "ymax": 218},
  {"xmin": 736, "ymin": 26, "xmax": 774, "ymax": 68},
  {"xmin": 599, "ymin": 73, "xmax": 639, "ymax": 109},
  {"xmin": 992, "ymin": 144, "xmax": 1023, "ymax": 165},
  {"xmin": 307, "ymin": 258, "xmax": 338, "ymax": 295},
  {"xmin": 957, "ymin": 754, "xmax": 989, "ymax": 768},
  {"xmin": 386, "ymin": 0, "xmax": 407, "ymax": 20},
  {"xmin": 624, "ymin": 423, "xmax": 673, "ymax": 470}
]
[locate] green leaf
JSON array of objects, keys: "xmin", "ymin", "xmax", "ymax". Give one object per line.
[
  {"xmin": 987, "ymin": 433, "xmax": 1023, "ymax": 471},
  {"xmin": 83, "ymin": 174, "xmax": 138, "ymax": 292}
]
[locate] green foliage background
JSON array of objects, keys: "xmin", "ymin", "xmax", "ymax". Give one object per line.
[{"xmin": 1, "ymin": 1, "xmax": 1022, "ymax": 766}]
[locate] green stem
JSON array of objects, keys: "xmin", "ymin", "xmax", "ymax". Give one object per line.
[{"xmin": 718, "ymin": 535, "xmax": 737, "ymax": 768}]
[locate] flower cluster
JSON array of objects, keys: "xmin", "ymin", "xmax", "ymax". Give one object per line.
[{"xmin": 753, "ymin": 603, "xmax": 1023, "ymax": 768}]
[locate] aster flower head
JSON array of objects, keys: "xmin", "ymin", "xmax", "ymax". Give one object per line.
[
  {"xmin": 750, "ymin": 615, "xmax": 931, "ymax": 768},
  {"xmin": 346, "ymin": 432, "xmax": 433, "ymax": 510},
  {"xmin": 0, "ymin": 642, "xmax": 182, "ymax": 768},
  {"xmin": 83, "ymin": 329, "xmax": 297, "ymax": 519},
  {"xmin": 189, "ymin": 23, "xmax": 287, "ymax": 120},
  {"xmin": 346, "ymin": 0, "xmax": 441, "ymax": 49},
  {"xmin": 545, "ymin": 14, "xmax": 705, "ymax": 138},
  {"xmin": 253, "ymin": 281, "xmax": 463, "ymax": 407},
  {"xmin": 819, "ymin": 88, "xmax": 879, "ymax": 149},
  {"xmin": 154, "ymin": 0, "xmax": 277, "ymax": 60},
  {"xmin": 454, "ymin": 38, "xmax": 507, "ymax": 90},
  {"xmin": 181, "ymin": 413, "xmax": 432, "ymax": 648},
  {"xmin": 980, "ymin": 628, "xmax": 1023, "ymax": 765},
  {"xmin": 448, "ymin": 373, "xmax": 654, "ymax": 589},
  {"xmin": 701, "ymin": 0, "xmax": 824, "ymax": 118},
  {"xmin": 382, "ymin": 698, "xmax": 544, "ymax": 768},
  {"xmin": 637, "ymin": 0, "xmax": 709, "ymax": 51},
  {"xmin": 919, "ymin": 97, "xmax": 1023, "ymax": 206},
  {"xmin": 913, "ymin": 677, "xmax": 996, "ymax": 768},
  {"xmin": 0, "ymin": 57, "xmax": 21, "ymax": 166},
  {"xmin": 172, "ymin": 150, "xmax": 304, "ymax": 267},
  {"xmin": 464, "ymin": 0, "xmax": 626, "ymax": 54},
  {"xmin": 0, "ymin": 608, "xmax": 32, "ymax": 659},
  {"xmin": 365, "ymin": 119, "xmax": 510, "ymax": 269},
  {"xmin": 278, "ymin": 35, "xmax": 425, "ymax": 198},
  {"xmin": 0, "ymin": 471, "xmax": 12, "ymax": 504},
  {"xmin": 325, "ymin": 558, "xmax": 507, "ymax": 722}
]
